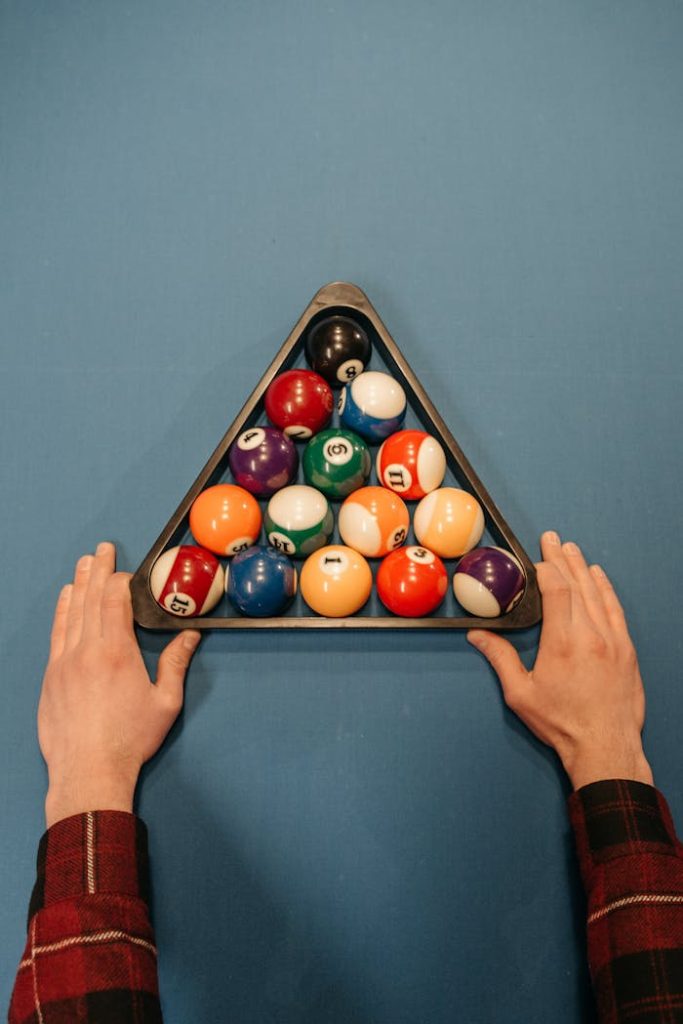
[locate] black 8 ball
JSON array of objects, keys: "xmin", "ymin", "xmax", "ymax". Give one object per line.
[{"xmin": 305, "ymin": 315, "xmax": 371, "ymax": 387}]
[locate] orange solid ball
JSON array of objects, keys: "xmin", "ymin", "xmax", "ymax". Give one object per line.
[
  {"xmin": 189, "ymin": 484, "xmax": 262, "ymax": 557},
  {"xmin": 300, "ymin": 545, "xmax": 373, "ymax": 617},
  {"xmin": 338, "ymin": 485, "xmax": 410, "ymax": 557}
]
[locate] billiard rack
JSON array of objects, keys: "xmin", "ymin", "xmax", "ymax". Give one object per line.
[{"xmin": 130, "ymin": 281, "xmax": 542, "ymax": 631}]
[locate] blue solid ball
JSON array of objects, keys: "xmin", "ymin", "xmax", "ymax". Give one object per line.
[
  {"xmin": 226, "ymin": 544, "xmax": 297, "ymax": 617},
  {"xmin": 339, "ymin": 370, "xmax": 407, "ymax": 441}
]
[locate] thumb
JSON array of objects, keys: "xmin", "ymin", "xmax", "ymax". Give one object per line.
[
  {"xmin": 155, "ymin": 631, "xmax": 201, "ymax": 711},
  {"xmin": 467, "ymin": 630, "xmax": 528, "ymax": 707}
]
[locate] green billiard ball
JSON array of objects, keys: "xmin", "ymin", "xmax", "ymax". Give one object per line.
[
  {"xmin": 265, "ymin": 484, "xmax": 334, "ymax": 557},
  {"xmin": 302, "ymin": 429, "xmax": 372, "ymax": 499}
]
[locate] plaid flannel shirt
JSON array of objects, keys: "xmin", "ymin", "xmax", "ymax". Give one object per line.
[{"xmin": 8, "ymin": 780, "xmax": 683, "ymax": 1023}]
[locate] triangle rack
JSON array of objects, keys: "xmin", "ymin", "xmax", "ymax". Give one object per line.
[{"xmin": 131, "ymin": 281, "xmax": 542, "ymax": 631}]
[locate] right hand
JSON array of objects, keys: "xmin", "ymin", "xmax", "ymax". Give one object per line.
[{"xmin": 467, "ymin": 531, "xmax": 653, "ymax": 791}]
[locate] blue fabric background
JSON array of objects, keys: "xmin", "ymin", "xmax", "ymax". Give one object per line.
[{"xmin": 2, "ymin": 2, "xmax": 682, "ymax": 1021}]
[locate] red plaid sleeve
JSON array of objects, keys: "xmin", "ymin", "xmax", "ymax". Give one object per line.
[
  {"xmin": 569, "ymin": 779, "xmax": 683, "ymax": 1023},
  {"xmin": 8, "ymin": 811, "xmax": 162, "ymax": 1024}
]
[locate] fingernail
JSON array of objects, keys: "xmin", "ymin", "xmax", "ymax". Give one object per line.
[
  {"xmin": 183, "ymin": 631, "xmax": 201, "ymax": 650},
  {"xmin": 96, "ymin": 541, "xmax": 112, "ymax": 555},
  {"xmin": 544, "ymin": 531, "xmax": 560, "ymax": 545},
  {"xmin": 78, "ymin": 554, "xmax": 94, "ymax": 572},
  {"xmin": 590, "ymin": 564, "xmax": 605, "ymax": 578},
  {"xmin": 563, "ymin": 542, "xmax": 579, "ymax": 555}
]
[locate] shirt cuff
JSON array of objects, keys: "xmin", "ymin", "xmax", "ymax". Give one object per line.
[
  {"xmin": 28, "ymin": 810, "xmax": 150, "ymax": 928},
  {"xmin": 568, "ymin": 779, "xmax": 679, "ymax": 886}
]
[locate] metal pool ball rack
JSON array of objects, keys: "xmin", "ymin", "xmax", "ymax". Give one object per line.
[{"xmin": 131, "ymin": 281, "xmax": 542, "ymax": 630}]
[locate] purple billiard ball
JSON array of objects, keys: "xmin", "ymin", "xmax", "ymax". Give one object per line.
[
  {"xmin": 229, "ymin": 427, "xmax": 298, "ymax": 497},
  {"xmin": 453, "ymin": 546, "xmax": 526, "ymax": 617}
]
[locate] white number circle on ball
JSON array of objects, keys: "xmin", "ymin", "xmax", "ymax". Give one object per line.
[
  {"xmin": 323, "ymin": 438, "xmax": 353, "ymax": 465},
  {"xmin": 268, "ymin": 532, "xmax": 295, "ymax": 554},
  {"xmin": 389, "ymin": 527, "xmax": 407, "ymax": 549},
  {"xmin": 336, "ymin": 358, "xmax": 364, "ymax": 383},
  {"xmin": 237, "ymin": 428, "xmax": 266, "ymax": 450},
  {"xmin": 319, "ymin": 551, "xmax": 349, "ymax": 575},
  {"xmin": 284, "ymin": 425, "xmax": 312, "ymax": 439},
  {"xmin": 382, "ymin": 463, "xmax": 412, "ymax": 492},
  {"xmin": 407, "ymin": 546, "xmax": 435, "ymax": 565},
  {"xmin": 227, "ymin": 536, "xmax": 254, "ymax": 555},
  {"xmin": 164, "ymin": 592, "xmax": 197, "ymax": 616}
]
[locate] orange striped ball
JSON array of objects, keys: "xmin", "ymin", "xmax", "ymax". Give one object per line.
[
  {"xmin": 413, "ymin": 487, "xmax": 484, "ymax": 558},
  {"xmin": 338, "ymin": 485, "xmax": 409, "ymax": 557}
]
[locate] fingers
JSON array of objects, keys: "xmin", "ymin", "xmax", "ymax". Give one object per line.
[
  {"xmin": 534, "ymin": 560, "xmax": 572, "ymax": 646},
  {"xmin": 82, "ymin": 542, "xmax": 117, "ymax": 641},
  {"xmin": 64, "ymin": 555, "xmax": 94, "ymax": 650},
  {"xmin": 537, "ymin": 532, "xmax": 634, "ymax": 655},
  {"xmin": 537, "ymin": 531, "xmax": 593, "ymax": 630},
  {"xmin": 539, "ymin": 532, "xmax": 573, "ymax": 585},
  {"xmin": 588, "ymin": 563, "xmax": 632, "ymax": 641},
  {"xmin": 49, "ymin": 584, "xmax": 73, "ymax": 661},
  {"xmin": 101, "ymin": 572, "xmax": 136, "ymax": 643},
  {"xmin": 560, "ymin": 541, "xmax": 610, "ymax": 634},
  {"xmin": 467, "ymin": 630, "xmax": 528, "ymax": 708},
  {"xmin": 155, "ymin": 632, "xmax": 201, "ymax": 714}
]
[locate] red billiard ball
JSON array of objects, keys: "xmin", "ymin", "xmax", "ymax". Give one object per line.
[
  {"xmin": 376, "ymin": 429, "xmax": 446, "ymax": 499},
  {"xmin": 150, "ymin": 545, "xmax": 224, "ymax": 617},
  {"xmin": 264, "ymin": 369, "xmax": 334, "ymax": 440},
  {"xmin": 376, "ymin": 545, "xmax": 448, "ymax": 617}
]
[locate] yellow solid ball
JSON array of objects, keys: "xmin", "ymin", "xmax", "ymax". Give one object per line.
[{"xmin": 300, "ymin": 545, "xmax": 373, "ymax": 617}]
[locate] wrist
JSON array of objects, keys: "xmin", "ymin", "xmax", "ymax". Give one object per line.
[
  {"xmin": 560, "ymin": 739, "xmax": 653, "ymax": 792},
  {"xmin": 45, "ymin": 769, "xmax": 138, "ymax": 828}
]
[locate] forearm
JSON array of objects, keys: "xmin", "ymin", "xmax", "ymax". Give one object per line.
[
  {"xmin": 8, "ymin": 811, "xmax": 162, "ymax": 1024},
  {"xmin": 570, "ymin": 780, "xmax": 683, "ymax": 1023}
]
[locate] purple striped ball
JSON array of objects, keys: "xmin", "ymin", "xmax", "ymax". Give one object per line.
[{"xmin": 453, "ymin": 546, "xmax": 526, "ymax": 617}]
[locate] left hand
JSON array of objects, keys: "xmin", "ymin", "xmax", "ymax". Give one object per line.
[{"xmin": 39, "ymin": 542, "xmax": 201, "ymax": 826}]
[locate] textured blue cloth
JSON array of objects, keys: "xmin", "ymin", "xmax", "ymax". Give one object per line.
[{"xmin": 2, "ymin": 3, "xmax": 682, "ymax": 1022}]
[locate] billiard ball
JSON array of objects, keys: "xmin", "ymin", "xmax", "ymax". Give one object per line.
[
  {"xmin": 376, "ymin": 545, "xmax": 448, "ymax": 617},
  {"xmin": 376, "ymin": 430, "xmax": 446, "ymax": 499},
  {"xmin": 228, "ymin": 426, "xmax": 298, "ymax": 497},
  {"xmin": 225, "ymin": 544, "xmax": 297, "ymax": 617},
  {"xmin": 305, "ymin": 315, "xmax": 371, "ymax": 386},
  {"xmin": 300, "ymin": 545, "xmax": 372, "ymax": 617},
  {"xmin": 338, "ymin": 485, "xmax": 409, "ymax": 557},
  {"xmin": 264, "ymin": 369, "xmax": 334, "ymax": 439},
  {"xmin": 453, "ymin": 546, "xmax": 526, "ymax": 617},
  {"xmin": 189, "ymin": 483, "xmax": 262, "ymax": 557},
  {"xmin": 150, "ymin": 545, "xmax": 224, "ymax": 617},
  {"xmin": 302, "ymin": 428, "xmax": 371, "ymax": 498},
  {"xmin": 413, "ymin": 487, "xmax": 484, "ymax": 558},
  {"xmin": 264, "ymin": 484, "xmax": 334, "ymax": 557},
  {"xmin": 338, "ymin": 371, "xmax": 406, "ymax": 442}
]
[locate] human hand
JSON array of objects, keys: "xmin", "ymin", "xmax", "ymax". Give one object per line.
[
  {"xmin": 467, "ymin": 531, "xmax": 653, "ymax": 791},
  {"xmin": 39, "ymin": 542, "xmax": 201, "ymax": 827}
]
